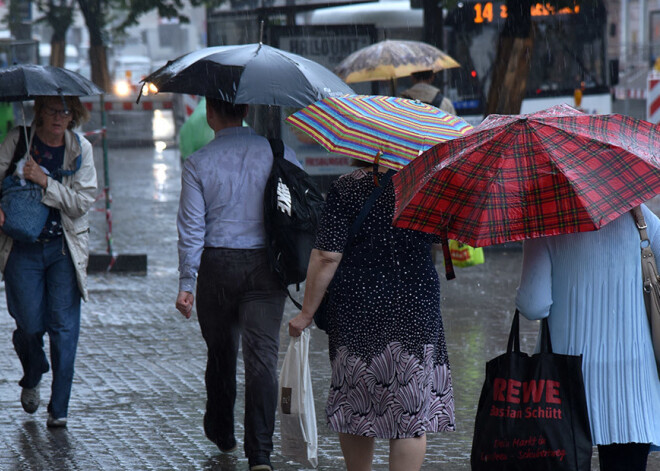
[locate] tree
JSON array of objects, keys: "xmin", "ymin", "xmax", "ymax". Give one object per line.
[
  {"xmin": 35, "ymin": 1, "xmax": 76, "ymax": 68},
  {"xmin": 77, "ymin": 0, "xmax": 111, "ymax": 91},
  {"xmin": 484, "ymin": 0, "xmax": 592, "ymax": 116},
  {"xmin": 76, "ymin": 0, "xmax": 221, "ymax": 92}
]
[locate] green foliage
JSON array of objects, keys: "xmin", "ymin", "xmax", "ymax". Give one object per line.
[
  {"xmin": 112, "ymin": 0, "xmax": 227, "ymax": 35},
  {"xmin": 34, "ymin": 1, "xmax": 75, "ymax": 41}
]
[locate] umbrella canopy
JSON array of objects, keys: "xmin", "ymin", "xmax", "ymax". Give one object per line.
[
  {"xmin": 0, "ymin": 64, "xmax": 104, "ymax": 102},
  {"xmin": 285, "ymin": 94, "xmax": 473, "ymax": 170},
  {"xmin": 334, "ymin": 40, "xmax": 460, "ymax": 84},
  {"xmin": 392, "ymin": 104, "xmax": 660, "ymax": 247},
  {"xmin": 141, "ymin": 43, "xmax": 355, "ymax": 108}
]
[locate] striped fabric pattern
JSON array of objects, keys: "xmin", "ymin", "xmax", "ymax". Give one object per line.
[
  {"xmin": 285, "ymin": 95, "xmax": 473, "ymax": 170},
  {"xmin": 392, "ymin": 104, "xmax": 660, "ymax": 247}
]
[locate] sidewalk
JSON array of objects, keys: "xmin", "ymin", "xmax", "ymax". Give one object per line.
[{"xmin": 0, "ymin": 145, "xmax": 657, "ymax": 470}]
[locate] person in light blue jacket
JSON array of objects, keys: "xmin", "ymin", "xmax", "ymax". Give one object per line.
[{"xmin": 516, "ymin": 205, "xmax": 660, "ymax": 471}]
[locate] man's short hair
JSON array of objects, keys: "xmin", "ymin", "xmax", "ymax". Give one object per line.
[
  {"xmin": 411, "ymin": 70, "xmax": 434, "ymax": 82},
  {"xmin": 206, "ymin": 98, "xmax": 247, "ymax": 120}
]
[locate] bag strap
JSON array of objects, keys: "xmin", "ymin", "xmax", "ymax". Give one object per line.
[
  {"xmin": 507, "ymin": 310, "xmax": 521, "ymax": 353},
  {"xmin": 53, "ymin": 133, "xmax": 82, "ymax": 178},
  {"xmin": 508, "ymin": 309, "xmax": 554, "ymax": 354},
  {"xmin": 269, "ymin": 138, "xmax": 284, "ymax": 161},
  {"xmin": 539, "ymin": 318, "xmax": 553, "ymax": 353},
  {"xmin": 632, "ymin": 205, "xmax": 654, "ymax": 303},
  {"xmin": 431, "ymin": 91, "xmax": 445, "ymax": 109},
  {"xmin": 631, "ymin": 205, "xmax": 658, "ymax": 328},
  {"xmin": 4, "ymin": 126, "xmax": 30, "ymax": 179},
  {"xmin": 440, "ymin": 232, "xmax": 455, "ymax": 281},
  {"xmin": 345, "ymin": 169, "xmax": 395, "ymax": 252}
]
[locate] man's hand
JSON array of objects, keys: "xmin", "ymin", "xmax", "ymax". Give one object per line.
[
  {"xmin": 0, "ymin": 207, "xmax": 5, "ymax": 228},
  {"xmin": 176, "ymin": 291, "xmax": 194, "ymax": 319}
]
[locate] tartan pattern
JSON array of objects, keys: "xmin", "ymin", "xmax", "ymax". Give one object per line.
[
  {"xmin": 285, "ymin": 95, "xmax": 473, "ymax": 170},
  {"xmin": 392, "ymin": 104, "xmax": 660, "ymax": 247}
]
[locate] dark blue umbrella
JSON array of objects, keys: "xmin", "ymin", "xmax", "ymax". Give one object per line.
[
  {"xmin": 140, "ymin": 43, "xmax": 355, "ymax": 108},
  {"xmin": 0, "ymin": 64, "xmax": 104, "ymax": 102}
]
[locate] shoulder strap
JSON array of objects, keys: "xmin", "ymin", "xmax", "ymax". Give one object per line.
[
  {"xmin": 345, "ymin": 169, "xmax": 395, "ymax": 251},
  {"xmin": 431, "ymin": 91, "xmax": 444, "ymax": 109},
  {"xmin": 632, "ymin": 205, "xmax": 650, "ymax": 242},
  {"xmin": 56, "ymin": 133, "xmax": 82, "ymax": 177},
  {"xmin": 4, "ymin": 126, "xmax": 30, "ymax": 179},
  {"xmin": 268, "ymin": 138, "xmax": 284, "ymax": 161}
]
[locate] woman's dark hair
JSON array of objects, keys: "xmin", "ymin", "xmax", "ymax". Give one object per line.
[
  {"xmin": 206, "ymin": 98, "xmax": 248, "ymax": 120},
  {"xmin": 33, "ymin": 96, "xmax": 90, "ymax": 130}
]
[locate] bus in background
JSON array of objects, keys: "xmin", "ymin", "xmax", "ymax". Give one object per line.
[
  {"xmin": 301, "ymin": 0, "xmax": 613, "ymax": 124},
  {"xmin": 443, "ymin": 0, "xmax": 612, "ymax": 123}
]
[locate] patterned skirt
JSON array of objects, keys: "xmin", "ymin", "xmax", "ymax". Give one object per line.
[{"xmin": 325, "ymin": 342, "xmax": 455, "ymax": 438}]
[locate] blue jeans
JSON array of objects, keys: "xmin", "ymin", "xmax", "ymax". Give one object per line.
[
  {"xmin": 196, "ymin": 248, "xmax": 285, "ymax": 463},
  {"xmin": 4, "ymin": 237, "xmax": 81, "ymax": 419}
]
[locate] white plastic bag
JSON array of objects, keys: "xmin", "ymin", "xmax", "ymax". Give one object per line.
[{"xmin": 278, "ymin": 330, "xmax": 318, "ymax": 468}]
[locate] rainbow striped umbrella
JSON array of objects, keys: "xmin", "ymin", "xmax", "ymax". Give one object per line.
[{"xmin": 285, "ymin": 94, "xmax": 473, "ymax": 170}]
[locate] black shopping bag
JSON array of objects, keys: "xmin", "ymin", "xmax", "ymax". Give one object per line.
[{"xmin": 471, "ymin": 310, "xmax": 592, "ymax": 471}]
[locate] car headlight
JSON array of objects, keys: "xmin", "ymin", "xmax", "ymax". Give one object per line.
[{"xmin": 114, "ymin": 80, "xmax": 132, "ymax": 97}]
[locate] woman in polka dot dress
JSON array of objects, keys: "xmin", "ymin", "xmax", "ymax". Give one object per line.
[{"xmin": 289, "ymin": 162, "xmax": 455, "ymax": 471}]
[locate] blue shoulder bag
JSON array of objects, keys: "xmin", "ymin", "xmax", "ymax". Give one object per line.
[{"xmin": 1, "ymin": 127, "xmax": 81, "ymax": 243}]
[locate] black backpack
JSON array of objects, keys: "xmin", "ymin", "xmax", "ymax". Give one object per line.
[{"xmin": 263, "ymin": 139, "xmax": 324, "ymax": 304}]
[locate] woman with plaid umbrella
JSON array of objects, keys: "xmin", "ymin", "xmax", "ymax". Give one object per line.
[{"xmin": 516, "ymin": 207, "xmax": 660, "ymax": 471}]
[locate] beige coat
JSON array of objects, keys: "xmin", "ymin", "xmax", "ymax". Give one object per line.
[
  {"xmin": 400, "ymin": 82, "xmax": 458, "ymax": 115},
  {"xmin": 0, "ymin": 126, "xmax": 98, "ymax": 301}
]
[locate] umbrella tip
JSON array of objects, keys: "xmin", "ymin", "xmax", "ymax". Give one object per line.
[{"xmin": 259, "ymin": 20, "xmax": 264, "ymax": 44}]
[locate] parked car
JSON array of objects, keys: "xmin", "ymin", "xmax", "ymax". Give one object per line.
[{"xmin": 111, "ymin": 55, "xmax": 154, "ymax": 97}]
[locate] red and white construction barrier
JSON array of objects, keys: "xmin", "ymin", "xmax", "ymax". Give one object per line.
[
  {"xmin": 614, "ymin": 86, "xmax": 647, "ymax": 100},
  {"xmin": 647, "ymin": 73, "xmax": 660, "ymax": 124},
  {"xmin": 81, "ymin": 98, "xmax": 173, "ymax": 112},
  {"xmin": 182, "ymin": 94, "xmax": 199, "ymax": 117}
]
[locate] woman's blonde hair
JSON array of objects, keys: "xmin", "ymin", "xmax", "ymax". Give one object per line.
[{"xmin": 33, "ymin": 96, "xmax": 90, "ymax": 130}]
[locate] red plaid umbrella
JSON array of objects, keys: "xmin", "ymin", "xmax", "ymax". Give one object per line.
[{"xmin": 392, "ymin": 104, "xmax": 660, "ymax": 247}]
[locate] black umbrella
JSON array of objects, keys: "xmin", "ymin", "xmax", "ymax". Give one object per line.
[
  {"xmin": 140, "ymin": 43, "xmax": 355, "ymax": 108},
  {"xmin": 0, "ymin": 64, "xmax": 104, "ymax": 102}
]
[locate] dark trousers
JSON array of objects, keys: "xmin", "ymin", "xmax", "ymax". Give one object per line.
[
  {"xmin": 597, "ymin": 443, "xmax": 651, "ymax": 471},
  {"xmin": 196, "ymin": 248, "xmax": 285, "ymax": 462}
]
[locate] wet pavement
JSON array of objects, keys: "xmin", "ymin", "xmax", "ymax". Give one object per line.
[{"xmin": 0, "ymin": 143, "xmax": 658, "ymax": 471}]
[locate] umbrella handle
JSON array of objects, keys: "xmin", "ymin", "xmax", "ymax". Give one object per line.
[{"xmin": 19, "ymin": 103, "xmax": 33, "ymax": 162}]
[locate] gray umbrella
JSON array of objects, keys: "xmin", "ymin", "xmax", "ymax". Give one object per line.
[
  {"xmin": 0, "ymin": 64, "xmax": 104, "ymax": 102},
  {"xmin": 140, "ymin": 43, "xmax": 355, "ymax": 108}
]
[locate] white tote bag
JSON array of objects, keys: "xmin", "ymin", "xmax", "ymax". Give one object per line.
[{"xmin": 278, "ymin": 330, "xmax": 318, "ymax": 468}]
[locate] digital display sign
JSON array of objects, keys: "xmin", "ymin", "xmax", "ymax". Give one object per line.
[{"xmin": 472, "ymin": 2, "xmax": 580, "ymax": 24}]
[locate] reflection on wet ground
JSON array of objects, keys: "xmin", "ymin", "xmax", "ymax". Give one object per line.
[{"xmin": 0, "ymin": 145, "xmax": 657, "ymax": 470}]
